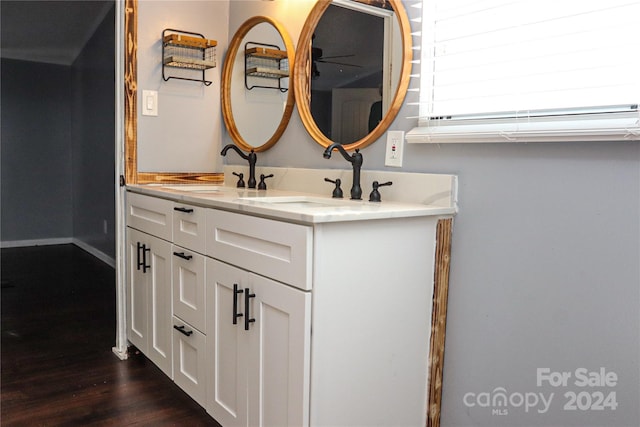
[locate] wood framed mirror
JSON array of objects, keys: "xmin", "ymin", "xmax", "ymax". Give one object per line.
[
  {"xmin": 293, "ymin": 0, "xmax": 412, "ymax": 150},
  {"xmin": 221, "ymin": 16, "xmax": 295, "ymax": 152}
]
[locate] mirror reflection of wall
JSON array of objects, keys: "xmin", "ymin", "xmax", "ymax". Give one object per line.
[
  {"xmin": 231, "ymin": 23, "xmax": 289, "ymax": 147},
  {"xmin": 222, "ymin": 16, "xmax": 295, "ymax": 152}
]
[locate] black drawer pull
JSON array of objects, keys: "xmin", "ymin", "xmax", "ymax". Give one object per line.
[
  {"xmin": 233, "ymin": 284, "xmax": 243, "ymax": 325},
  {"xmin": 173, "ymin": 325, "xmax": 193, "ymax": 337},
  {"xmin": 137, "ymin": 242, "xmax": 150, "ymax": 273},
  {"xmin": 173, "ymin": 251, "xmax": 193, "ymax": 261},
  {"xmin": 136, "ymin": 242, "xmax": 143, "ymax": 271},
  {"xmin": 244, "ymin": 288, "xmax": 256, "ymax": 331},
  {"xmin": 174, "ymin": 207, "xmax": 194, "ymax": 213}
]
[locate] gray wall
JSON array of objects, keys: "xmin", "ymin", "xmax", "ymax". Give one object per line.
[
  {"xmin": 71, "ymin": 5, "xmax": 115, "ymax": 258},
  {"xmin": 1, "ymin": 6, "xmax": 115, "ymax": 261},
  {"xmin": 414, "ymin": 142, "xmax": 639, "ymax": 427},
  {"xmin": 226, "ymin": 2, "xmax": 640, "ymax": 426},
  {"xmin": 1, "ymin": 59, "xmax": 74, "ymax": 242}
]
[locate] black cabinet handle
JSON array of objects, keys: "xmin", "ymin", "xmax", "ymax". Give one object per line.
[
  {"xmin": 174, "ymin": 207, "xmax": 194, "ymax": 213},
  {"xmin": 173, "ymin": 325, "xmax": 193, "ymax": 337},
  {"xmin": 142, "ymin": 244, "xmax": 150, "ymax": 273},
  {"xmin": 137, "ymin": 242, "xmax": 150, "ymax": 273},
  {"xmin": 173, "ymin": 251, "xmax": 193, "ymax": 261},
  {"xmin": 233, "ymin": 284, "xmax": 243, "ymax": 325},
  {"xmin": 244, "ymin": 288, "xmax": 256, "ymax": 330},
  {"xmin": 136, "ymin": 242, "xmax": 143, "ymax": 271}
]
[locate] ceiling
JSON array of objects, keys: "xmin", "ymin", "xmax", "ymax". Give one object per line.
[
  {"xmin": 1, "ymin": 0, "xmax": 113, "ymax": 65},
  {"xmin": 311, "ymin": 3, "xmax": 385, "ymax": 92}
]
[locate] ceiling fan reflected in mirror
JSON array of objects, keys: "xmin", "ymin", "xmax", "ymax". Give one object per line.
[{"xmin": 311, "ymin": 34, "xmax": 361, "ymax": 79}]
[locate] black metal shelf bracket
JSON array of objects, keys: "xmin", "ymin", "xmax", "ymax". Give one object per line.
[
  {"xmin": 162, "ymin": 28, "xmax": 216, "ymax": 86},
  {"xmin": 244, "ymin": 41, "xmax": 289, "ymax": 92}
]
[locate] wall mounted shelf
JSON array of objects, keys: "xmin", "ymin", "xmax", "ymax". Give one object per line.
[
  {"xmin": 162, "ymin": 29, "xmax": 217, "ymax": 86},
  {"xmin": 244, "ymin": 42, "xmax": 289, "ymax": 92}
]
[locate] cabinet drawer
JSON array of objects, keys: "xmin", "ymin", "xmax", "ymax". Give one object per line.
[
  {"xmin": 172, "ymin": 317, "xmax": 207, "ymax": 408},
  {"xmin": 173, "ymin": 203, "xmax": 206, "ymax": 254},
  {"xmin": 172, "ymin": 245, "xmax": 206, "ymax": 333},
  {"xmin": 126, "ymin": 192, "xmax": 173, "ymax": 241},
  {"xmin": 206, "ymin": 210, "xmax": 312, "ymax": 290}
]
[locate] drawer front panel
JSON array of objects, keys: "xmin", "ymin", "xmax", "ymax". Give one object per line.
[
  {"xmin": 126, "ymin": 192, "xmax": 173, "ymax": 241},
  {"xmin": 172, "ymin": 245, "xmax": 206, "ymax": 333},
  {"xmin": 172, "ymin": 317, "xmax": 207, "ymax": 408},
  {"xmin": 206, "ymin": 210, "xmax": 312, "ymax": 291},
  {"xmin": 173, "ymin": 203, "xmax": 206, "ymax": 254}
]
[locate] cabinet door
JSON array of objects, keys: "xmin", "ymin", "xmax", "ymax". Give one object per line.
[
  {"xmin": 126, "ymin": 228, "xmax": 148, "ymax": 354},
  {"xmin": 246, "ymin": 273, "xmax": 311, "ymax": 427},
  {"xmin": 126, "ymin": 228, "xmax": 172, "ymax": 377},
  {"xmin": 206, "ymin": 259, "xmax": 249, "ymax": 427},
  {"xmin": 146, "ymin": 233, "xmax": 172, "ymax": 377}
]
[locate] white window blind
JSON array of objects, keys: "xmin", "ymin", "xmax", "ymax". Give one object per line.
[{"xmin": 406, "ymin": 0, "xmax": 640, "ymax": 143}]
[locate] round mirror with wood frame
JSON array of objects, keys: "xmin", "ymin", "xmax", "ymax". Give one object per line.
[
  {"xmin": 221, "ymin": 16, "xmax": 295, "ymax": 152},
  {"xmin": 293, "ymin": 0, "xmax": 412, "ymax": 150}
]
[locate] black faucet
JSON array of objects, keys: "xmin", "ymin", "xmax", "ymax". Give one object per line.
[
  {"xmin": 323, "ymin": 143, "xmax": 363, "ymax": 200},
  {"xmin": 221, "ymin": 144, "xmax": 257, "ymax": 189}
]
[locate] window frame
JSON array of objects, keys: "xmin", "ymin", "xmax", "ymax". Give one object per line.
[{"xmin": 407, "ymin": 0, "xmax": 640, "ymax": 144}]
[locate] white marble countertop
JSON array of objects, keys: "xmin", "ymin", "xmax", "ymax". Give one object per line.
[{"xmin": 127, "ymin": 182, "xmax": 456, "ymax": 224}]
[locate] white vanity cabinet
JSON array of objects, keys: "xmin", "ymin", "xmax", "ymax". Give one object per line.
[
  {"xmin": 125, "ymin": 193, "xmax": 173, "ymax": 378},
  {"xmin": 126, "ymin": 187, "xmax": 448, "ymax": 427}
]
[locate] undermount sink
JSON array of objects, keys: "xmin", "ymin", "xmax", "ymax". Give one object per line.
[{"xmin": 239, "ymin": 195, "xmax": 354, "ymax": 208}]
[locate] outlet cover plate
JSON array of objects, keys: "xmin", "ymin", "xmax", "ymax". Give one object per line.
[{"xmin": 385, "ymin": 130, "xmax": 404, "ymax": 167}]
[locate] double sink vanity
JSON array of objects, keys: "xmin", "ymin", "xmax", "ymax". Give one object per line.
[
  {"xmin": 125, "ymin": 167, "xmax": 457, "ymax": 427},
  {"xmin": 123, "ymin": 0, "xmax": 457, "ymax": 425}
]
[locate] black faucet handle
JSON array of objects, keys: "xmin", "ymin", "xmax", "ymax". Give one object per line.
[
  {"xmin": 369, "ymin": 181, "xmax": 392, "ymax": 202},
  {"xmin": 258, "ymin": 174, "xmax": 274, "ymax": 190},
  {"xmin": 232, "ymin": 172, "xmax": 245, "ymax": 188},
  {"xmin": 324, "ymin": 177, "xmax": 344, "ymax": 198}
]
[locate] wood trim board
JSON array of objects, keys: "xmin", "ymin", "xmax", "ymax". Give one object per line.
[{"xmin": 427, "ymin": 218, "xmax": 454, "ymax": 427}]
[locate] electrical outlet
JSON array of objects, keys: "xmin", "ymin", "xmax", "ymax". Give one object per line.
[{"xmin": 385, "ymin": 130, "xmax": 404, "ymax": 167}]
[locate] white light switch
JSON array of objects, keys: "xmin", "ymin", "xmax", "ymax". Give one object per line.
[{"xmin": 142, "ymin": 90, "xmax": 158, "ymax": 116}]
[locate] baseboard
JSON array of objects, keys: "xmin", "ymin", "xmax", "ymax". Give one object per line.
[
  {"xmin": 1, "ymin": 238, "xmax": 115, "ymax": 269},
  {"xmin": 1, "ymin": 237, "xmax": 74, "ymax": 248},
  {"xmin": 72, "ymin": 239, "xmax": 116, "ymax": 268}
]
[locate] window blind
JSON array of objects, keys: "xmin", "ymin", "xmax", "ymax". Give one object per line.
[{"xmin": 407, "ymin": 0, "xmax": 640, "ymax": 143}]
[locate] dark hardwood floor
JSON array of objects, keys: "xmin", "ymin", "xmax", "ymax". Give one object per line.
[{"xmin": 1, "ymin": 244, "xmax": 221, "ymax": 426}]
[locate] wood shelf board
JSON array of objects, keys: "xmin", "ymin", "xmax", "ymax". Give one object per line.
[
  {"xmin": 246, "ymin": 67, "xmax": 289, "ymax": 79},
  {"xmin": 245, "ymin": 47, "xmax": 287, "ymax": 60},
  {"xmin": 163, "ymin": 56, "xmax": 216, "ymax": 70},
  {"xmin": 163, "ymin": 33, "xmax": 217, "ymax": 49}
]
